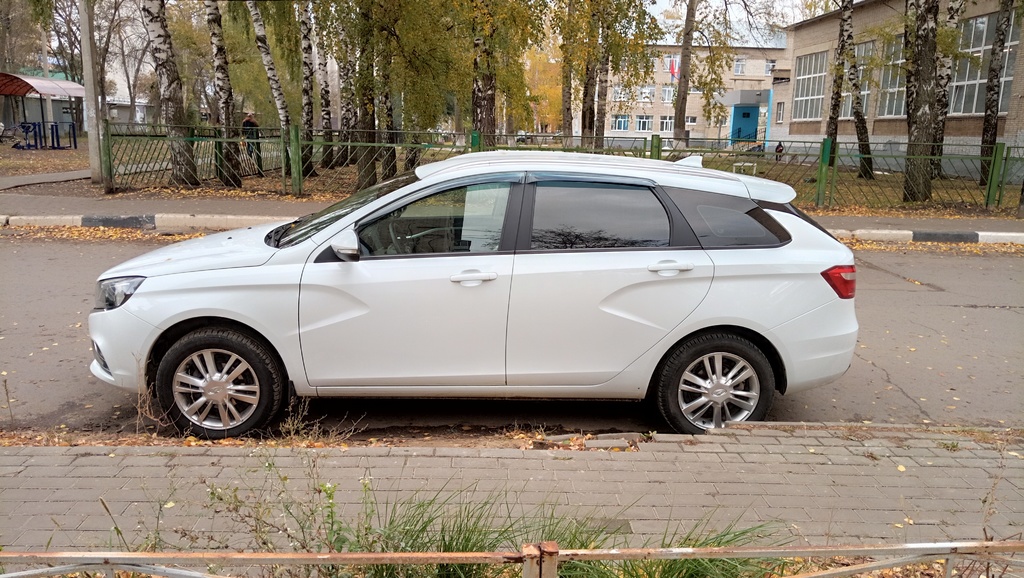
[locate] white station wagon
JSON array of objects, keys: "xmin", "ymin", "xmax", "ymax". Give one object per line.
[{"xmin": 89, "ymin": 151, "xmax": 857, "ymax": 438}]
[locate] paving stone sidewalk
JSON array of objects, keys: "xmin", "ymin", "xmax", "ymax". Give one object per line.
[{"xmin": 1, "ymin": 424, "xmax": 1021, "ymax": 553}]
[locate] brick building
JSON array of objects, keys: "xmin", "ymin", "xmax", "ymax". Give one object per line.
[
  {"xmin": 604, "ymin": 43, "xmax": 788, "ymax": 146},
  {"xmin": 774, "ymin": 0, "xmax": 1021, "ymax": 147}
]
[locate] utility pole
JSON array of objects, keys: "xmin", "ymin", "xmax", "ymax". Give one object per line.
[{"xmin": 79, "ymin": 0, "xmax": 103, "ymax": 184}]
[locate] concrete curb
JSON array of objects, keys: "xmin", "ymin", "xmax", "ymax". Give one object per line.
[{"xmin": 2, "ymin": 214, "xmax": 1023, "ymax": 244}]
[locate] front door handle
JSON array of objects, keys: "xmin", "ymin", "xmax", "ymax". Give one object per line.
[
  {"xmin": 450, "ymin": 271, "xmax": 498, "ymax": 286},
  {"xmin": 648, "ymin": 261, "xmax": 695, "ymax": 276}
]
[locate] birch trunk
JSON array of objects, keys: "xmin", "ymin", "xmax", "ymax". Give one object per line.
[
  {"xmin": 579, "ymin": 58, "xmax": 598, "ymax": 148},
  {"xmin": 338, "ymin": 47, "xmax": 357, "ymax": 166},
  {"xmin": 315, "ymin": 24, "xmax": 335, "ymax": 169},
  {"xmin": 594, "ymin": 40, "xmax": 610, "ymax": 150},
  {"xmin": 824, "ymin": 40, "xmax": 843, "ymax": 167},
  {"xmin": 931, "ymin": 0, "xmax": 966, "ymax": 176},
  {"xmin": 140, "ymin": 0, "xmax": 198, "ymax": 185},
  {"xmin": 839, "ymin": 0, "xmax": 873, "ymax": 179},
  {"xmin": 903, "ymin": 0, "xmax": 939, "ymax": 202},
  {"xmin": 559, "ymin": 0, "xmax": 574, "ymax": 145},
  {"xmin": 246, "ymin": 1, "xmax": 290, "ymax": 139},
  {"xmin": 204, "ymin": 0, "xmax": 241, "ymax": 187},
  {"xmin": 355, "ymin": 0, "xmax": 377, "ymax": 189},
  {"xmin": 379, "ymin": 49, "xmax": 398, "ymax": 180},
  {"xmin": 672, "ymin": 0, "xmax": 698, "ymax": 147},
  {"xmin": 979, "ymin": 0, "xmax": 1013, "ymax": 189},
  {"xmin": 298, "ymin": 1, "xmax": 316, "ymax": 180},
  {"xmin": 472, "ymin": 7, "xmax": 497, "ymax": 148}
]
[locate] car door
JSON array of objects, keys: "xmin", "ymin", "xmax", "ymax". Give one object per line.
[
  {"xmin": 298, "ymin": 177, "xmax": 520, "ymax": 387},
  {"xmin": 505, "ymin": 178, "xmax": 715, "ymax": 386}
]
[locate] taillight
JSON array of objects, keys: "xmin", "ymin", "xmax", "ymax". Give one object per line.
[{"xmin": 822, "ymin": 265, "xmax": 856, "ymax": 299}]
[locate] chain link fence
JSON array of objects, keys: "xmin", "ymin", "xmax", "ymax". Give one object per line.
[{"xmin": 104, "ymin": 123, "xmax": 1022, "ymax": 211}]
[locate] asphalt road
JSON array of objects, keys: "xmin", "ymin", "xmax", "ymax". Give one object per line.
[{"xmin": 1, "ymin": 237, "xmax": 1021, "ymax": 436}]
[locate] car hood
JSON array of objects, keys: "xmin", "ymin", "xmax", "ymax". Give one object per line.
[{"xmin": 99, "ymin": 223, "xmax": 285, "ymax": 279}]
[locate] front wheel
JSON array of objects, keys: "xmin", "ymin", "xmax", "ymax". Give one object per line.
[
  {"xmin": 654, "ymin": 333, "xmax": 775, "ymax": 434},
  {"xmin": 155, "ymin": 328, "xmax": 286, "ymax": 439}
]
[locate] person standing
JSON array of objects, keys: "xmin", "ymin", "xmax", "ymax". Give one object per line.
[{"xmin": 242, "ymin": 112, "xmax": 264, "ymax": 176}]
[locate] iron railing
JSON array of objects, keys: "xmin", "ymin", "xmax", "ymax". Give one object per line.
[
  {"xmin": 1, "ymin": 541, "xmax": 1022, "ymax": 578},
  {"xmin": 102, "ymin": 123, "xmax": 1023, "ymax": 210}
]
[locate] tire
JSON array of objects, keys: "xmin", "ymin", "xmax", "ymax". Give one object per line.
[
  {"xmin": 655, "ymin": 333, "xmax": 775, "ymax": 434},
  {"xmin": 155, "ymin": 328, "xmax": 286, "ymax": 439}
]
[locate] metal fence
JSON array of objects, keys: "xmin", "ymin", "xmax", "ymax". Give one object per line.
[
  {"xmin": 1, "ymin": 541, "xmax": 1022, "ymax": 578},
  {"xmin": 103, "ymin": 123, "xmax": 1023, "ymax": 210}
]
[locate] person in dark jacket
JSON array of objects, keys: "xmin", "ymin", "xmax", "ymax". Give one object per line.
[{"xmin": 242, "ymin": 112, "xmax": 263, "ymax": 176}]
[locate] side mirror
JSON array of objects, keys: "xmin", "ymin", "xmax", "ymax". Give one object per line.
[{"xmin": 330, "ymin": 229, "xmax": 360, "ymax": 262}]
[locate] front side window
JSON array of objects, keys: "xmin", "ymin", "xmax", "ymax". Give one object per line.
[
  {"xmin": 530, "ymin": 182, "xmax": 670, "ymax": 250},
  {"xmin": 951, "ymin": 12, "xmax": 1019, "ymax": 114},
  {"xmin": 877, "ymin": 38, "xmax": 906, "ymax": 117},
  {"xmin": 612, "ymin": 115, "xmax": 630, "ymax": 131},
  {"xmin": 636, "ymin": 115, "xmax": 653, "ymax": 131},
  {"xmin": 358, "ymin": 182, "xmax": 510, "ymax": 256},
  {"xmin": 664, "ymin": 188, "xmax": 790, "ymax": 248},
  {"xmin": 841, "ymin": 41, "xmax": 874, "ymax": 119},
  {"xmin": 793, "ymin": 51, "xmax": 827, "ymax": 120}
]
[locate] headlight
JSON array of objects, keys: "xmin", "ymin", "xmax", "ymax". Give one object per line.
[{"xmin": 95, "ymin": 277, "xmax": 145, "ymax": 310}]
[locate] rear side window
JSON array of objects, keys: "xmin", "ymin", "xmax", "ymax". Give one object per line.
[
  {"xmin": 530, "ymin": 182, "xmax": 670, "ymax": 250},
  {"xmin": 664, "ymin": 187, "xmax": 790, "ymax": 248}
]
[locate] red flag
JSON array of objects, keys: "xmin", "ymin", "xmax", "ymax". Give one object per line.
[{"xmin": 669, "ymin": 59, "xmax": 677, "ymax": 80}]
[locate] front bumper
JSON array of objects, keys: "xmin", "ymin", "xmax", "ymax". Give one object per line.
[{"xmin": 88, "ymin": 306, "xmax": 160, "ymax": 392}]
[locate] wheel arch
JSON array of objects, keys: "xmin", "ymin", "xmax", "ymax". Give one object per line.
[
  {"xmin": 146, "ymin": 317, "xmax": 289, "ymax": 393},
  {"xmin": 646, "ymin": 325, "xmax": 788, "ymax": 399}
]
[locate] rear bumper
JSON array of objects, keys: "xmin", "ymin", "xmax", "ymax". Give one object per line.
[{"xmin": 771, "ymin": 298, "xmax": 858, "ymax": 393}]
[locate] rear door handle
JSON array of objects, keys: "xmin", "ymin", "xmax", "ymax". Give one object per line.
[
  {"xmin": 450, "ymin": 271, "xmax": 498, "ymax": 286},
  {"xmin": 648, "ymin": 261, "xmax": 695, "ymax": 276}
]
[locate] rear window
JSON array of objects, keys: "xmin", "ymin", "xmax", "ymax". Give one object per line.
[{"xmin": 663, "ymin": 187, "xmax": 790, "ymax": 248}]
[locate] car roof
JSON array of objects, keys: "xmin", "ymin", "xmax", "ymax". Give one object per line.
[{"xmin": 413, "ymin": 150, "xmax": 796, "ymax": 203}]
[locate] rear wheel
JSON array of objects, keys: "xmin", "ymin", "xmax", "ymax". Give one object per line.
[
  {"xmin": 655, "ymin": 333, "xmax": 775, "ymax": 434},
  {"xmin": 155, "ymin": 328, "xmax": 285, "ymax": 439}
]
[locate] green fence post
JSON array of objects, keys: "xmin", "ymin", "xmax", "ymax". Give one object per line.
[
  {"xmin": 471, "ymin": 131, "xmax": 481, "ymax": 152},
  {"xmin": 101, "ymin": 119, "xmax": 114, "ymax": 194},
  {"xmin": 651, "ymin": 134, "xmax": 662, "ymax": 160},
  {"xmin": 986, "ymin": 142, "xmax": 1006, "ymax": 208},
  {"xmin": 290, "ymin": 124, "xmax": 303, "ymax": 196},
  {"xmin": 815, "ymin": 138, "xmax": 833, "ymax": 207}
]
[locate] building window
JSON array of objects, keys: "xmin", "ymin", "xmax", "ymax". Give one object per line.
[
  {"xmin": 689, "ymin": 84, "xmax": 701, "ymax": 93},
  {"xmin": 950, "ymin": 12, "xmax": 1019, "ymax": 115},
  {"xmin": 877, "ymin": 38, "xmax": 906, "ymax": 117},
  {"xmin": 662, "ymin": 85, "xmax": 676, "ymax": 103},
  {"xmin": 639, "ymin": 85, "xmax": 655, "ymax": 102},
  {"xmin": 664, "ymin": 54, "xmax": 681, "ymax": 79},
  {"xmin": 765, "ymin": 59, "xmax": 777, "ymax": 76},
  {"xmin": 793, "ymin": 51, "xmax": 827, "ymax": 120},
  {"xmin": 612, "ymin": 115, "xmax": 630, "ymax": 131},
  {"xmin": 685, "ymin": 116, "xmax": 697, "ymax": 125},
  {"xmin": 775, "ymin": 102, "xmax": 785, "ymax": 123},
  {"xmin": 612, "ymin": 85, "xmax": 630, "ymax": 102},
  {"xmin": 660, "ymin": 115, "xmax": 675, "ymax": 131},
  {"xmin": 734, "ymin": 57, "xmax": 747, "ymax": 75},
  {"xmin": 841, "ymin": 41, "xmax": 873, "ymax": 119},
  {"xmin": 636, "ymin": 115, "xmax": 653, "ymax": 131}
]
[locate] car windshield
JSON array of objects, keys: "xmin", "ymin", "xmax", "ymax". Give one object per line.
[{"xmin": 278, "ymin": 172, "xmax": 420, "ymax": 248}]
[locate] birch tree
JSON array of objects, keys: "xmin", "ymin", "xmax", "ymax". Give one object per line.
[
  {"xmin": 245, "ymin": 0, "xmax": 291, "ymax": 140},
  {"xmin": 315, "ymin": 20, "xmax": 335, "ymax": 169},
  {"xmin": 824, "ymin": 0, "xmax": 872, "ymax": 177},
  {"xmin": 205, "ymin": 0, "xmax": 241, "ymax": 187},
  {"xmin": 298, "ymin": 1, "xmax": 317, "ymax": 178},
  {"xmin": 931, "ymin": 0, "xmax": 967, "ymax": 175},
  {"xmin": 141, "ymin": 0, "xmax": 199, "ymax": 185},
  {"xmin": 979, "ymin": 0, "xmax": 1014, "ymax": 188},
  {"xmin": 902, "ymin": 0, "xmax": 939, "ymax": 202}
]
